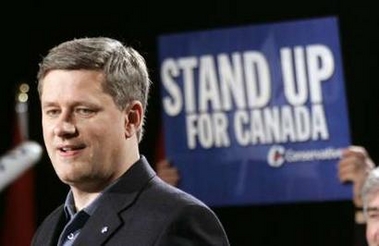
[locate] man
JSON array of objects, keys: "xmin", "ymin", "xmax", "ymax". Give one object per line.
[
  {"xmin": 362, "ymin": 166, "xmax": 379, "ymax": 245},
  {"xmin": 338, "ymin": 146, "xmax": 375, "ymax": 214},
  {"xmin": 338, "ymin": 145, "xmax": 375, "ymax": 246},
  {"xmin": 32, "ymin": 37, "xmax": 229, "ymax": 246}
]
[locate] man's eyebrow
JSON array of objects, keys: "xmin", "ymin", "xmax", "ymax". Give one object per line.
[
  {"xmin": 42, "ymin": 101, "xmax": 99, "ymax": 107},
  {"xmin": 41, "ymin": 101, "xmax": 58, "ymax": 107},
  {"xmin": 367, "ymin": 207, "xmax": 379, "ymax": 212}
]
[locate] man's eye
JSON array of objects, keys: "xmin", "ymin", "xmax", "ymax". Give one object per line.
[
  {"xmin": 368, "ymin": 212, "xmax": 379, "ymax": 220},
  {"xmin": 76, "ymin": 108, "xmax": 94, "ymax": 116},
  {"xmin": 45, "ymin": 109, "xmax": 60, "ymax": 117}
]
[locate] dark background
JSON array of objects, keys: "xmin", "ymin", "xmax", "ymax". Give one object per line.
[{"xmin": 1, "ymin": 2, "xmax": 378, "ymax": 245}]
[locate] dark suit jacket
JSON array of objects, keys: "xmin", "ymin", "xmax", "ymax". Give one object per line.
[{"xmin": 32, "ymin": 156, "xmax": 230, "ymax": 245}]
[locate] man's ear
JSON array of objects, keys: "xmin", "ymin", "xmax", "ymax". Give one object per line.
[{"xmin": 124, "ymin": 101, "xmax": 143, "ymax": 138}]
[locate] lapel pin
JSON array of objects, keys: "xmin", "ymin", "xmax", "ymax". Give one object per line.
[{"xmin": 101, "ymin": 226, "xmax": 109, "ymax": 234}]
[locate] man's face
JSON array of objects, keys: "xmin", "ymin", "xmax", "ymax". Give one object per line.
[
  {"xmin": 40, "ymin": 70, "xmax": 127, "ymax": 191},
  {"xmin": 366, "ymin": 189, "xmax": 379, "ymax": 246}
]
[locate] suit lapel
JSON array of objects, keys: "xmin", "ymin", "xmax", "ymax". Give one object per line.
[
  {"xmin": 73, "ymin": 156, "xmax": 156, "ymax": 245},
  {"xmin": 38, "ymin": 206, "xmax": 67, "ymax": 246},
  {"xmin": 73, "ymin": 204, "xmax": 124, "ymax": 245}
]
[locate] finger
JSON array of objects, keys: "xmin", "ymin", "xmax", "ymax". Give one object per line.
[{"xmin": 341, "ymin": 146, "xmax": 367, "ymax": 159}]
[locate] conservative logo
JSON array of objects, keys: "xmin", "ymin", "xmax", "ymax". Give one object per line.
[{"xmin": 267, "ymin": 145, "xmax": 343, "ymax": 168}]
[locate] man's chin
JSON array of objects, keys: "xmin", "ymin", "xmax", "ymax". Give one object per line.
[{"xmin": 56, "ymin": 171, "xmax": 82, "ymax": 185}]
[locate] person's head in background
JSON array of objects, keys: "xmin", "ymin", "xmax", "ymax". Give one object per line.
[{"xmin": 362, "ymin": 166, "xmax": 379, "ymax": 245}]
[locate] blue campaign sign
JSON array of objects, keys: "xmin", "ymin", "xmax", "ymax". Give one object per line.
[{"xmin": 158, "ymin": 17, "xmax": 351, "ymax": 206}]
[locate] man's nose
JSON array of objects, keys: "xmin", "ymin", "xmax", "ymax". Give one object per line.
[{"xmin": 53, "ymin": 117, "xmax": 77, "ymax": 137}]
